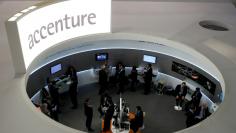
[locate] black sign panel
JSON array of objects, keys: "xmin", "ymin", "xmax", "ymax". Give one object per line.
[{"xmin": 172, "ymin": 61, "xmax": 216, "ymax": 95}]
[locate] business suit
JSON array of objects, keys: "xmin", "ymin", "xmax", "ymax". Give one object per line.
[
  {"xmin": 130, "ymin": 67, "xmax": 138, "ymax": 91},
  {"xmin": 175, "ymin": 84, "xmax": 188, "ymax": 107},
  {"xmin": 84, "ymin": 102, "xmax": 93, "ymax": 131},
  {"xmin": 66, "ymin": 66, "xmax": 78, "ymax": 109},
  {"xmin": 103, "ymin": 103, "xmax": 114, "ymax": 132},
  {"xmin": 99, "ymin": 69, "xmax": 108, "ymax": 94},
  {"xmin": 144, "ymin": 67, "xmax": 153, "ymax": 94},
  {"xmin": 117, "ymin": 68, "xmax": 125, "ymax": 94},
  {"xmin": 48, "ymin": 83, "xmax": 58, "ymax": 102},
  {"xmin": 40, "ymin": 86, "xmax": 50, "ymax": 103},
  {"xmin": 191, "ymin": 89, "xmax": 202, "ymax": 107}
]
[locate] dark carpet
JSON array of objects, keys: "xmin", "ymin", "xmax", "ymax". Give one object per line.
[{"xmin": 58, "ymin": 83, "xmax": 187, "ymax": 133}]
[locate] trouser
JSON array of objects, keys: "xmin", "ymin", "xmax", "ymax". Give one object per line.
[
  {"xmin": 176, "ymin": 96, "xmax": 184, "ymax": 107},
  {"xmin": 186, "ymin": 114, "xmax": 195, "ymax": 127},
  {"xmin": 118, "ymin": 83, "xmax": 124, "ymax": 93},
  {"xmin": 50, "ymin": 110, "xmax": 59, "ymax": 121},
  {"xmin": 144, "ymin": 81, "xmax": 151, "ymax": 93},
  {"xmin": 103, "ymin": 118, "xmax": 111, "ymax": 131},
  {"xmin": 99, "ymin": 84, "xmax": 107, "ymax": 94},
  {"xmin": 86, "ymin": 116, "xmax": 92, "ymax": 130},
  {"xmin": 130, "ymin": 80, "xmax": 136, "ymax": 91},
  {"xmin": 69, "ymin": 83, "xmax": 78, "ymax": 107}
]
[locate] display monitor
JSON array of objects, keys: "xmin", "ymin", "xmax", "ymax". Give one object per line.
[
  {"xmin": 95, "ymin": 53, "xmax": 108, "ymax": 61},
  {"xmin": 50, "ymin": 64, "xmax": 62, "ymax": 74},
  {"xmin": 143, "ymin": 55, "xmax": 156, "ymax": 63}
]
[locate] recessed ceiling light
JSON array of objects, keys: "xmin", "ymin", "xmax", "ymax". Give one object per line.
[
  {"xmin": 8, "ymin": 16, "xmax": 18, "ymax": 21},
  {"xmin": 14, "ymin": 13, "xmax": 23, "ymax": 17},
  {"xmin": 21, "ymin": 9, "xmax": 30, "ymax": 13},
  {"xmin": 27, "ymin": 6, "xmax": 37, "ymax": 10},
  {"xmin": 199, "ymin": 20, "xmax": 229, "ymax": 31}
]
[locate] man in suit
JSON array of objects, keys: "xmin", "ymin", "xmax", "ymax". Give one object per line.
[
  {"xmin": 66, "ymin": 66, "xmax": 78, "ymax": 109},
  {"xmin": 130, "ymin": 66, "xmax": 138, "ymax": 92},
  {"xmin": 99, "ymin": 65, "xmax": 108, "ymax": 95},
  {"xmin": 185, "ymin": 87, "xmax": 202, "ymax": 112},
  {"xmin": 117, "ymin": 64, "xmax": 126, "ymax": 94},
  {"xmin": 191, "ymin": 87, "xmax": 202, "ymax": 108},
  {"xmin": 40, "ymin": 81, "xmax": 50, "ymax": 104},
  {"xmin": 103, "ymin": 98, "xmax": 114, "ymax": 132},
  {"xmin": 174, "ymin": 82, "xmax": 188, "ymax": 111},
  {"xmin": 84, "ymin": 98, "xmax": 94, "ymax": 132},
  {"xmin": 144, "ymin": 64, "xmax": 153, "ymax": 95}
]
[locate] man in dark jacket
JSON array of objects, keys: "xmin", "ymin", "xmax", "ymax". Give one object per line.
[
  {"xmin": 103, "ymin": 98, "xmax": 114, "ymax": 132},
  {"xmin": 117, "ymin": 64, "xmax": 126, "ymax": 94},
  {"xmin": 174, "ymin": 82, "xmax": 188, "ymax": 111},
  {"xmin": 130, "ymin": 66, "xmax": 138, "ymax": 91},
  {"xmin": 66, "ymin": 66, "xmax": 78, "ymax": 109},
  {"xmin": 144, "ymin": 64, "xmax": 153, "ymax": 95},
  {"xmin": 84, "ymin": 98, "xmax": 94, "ymax": 132},
  {"xmin": 191, "ymin": 87, "xmax": 202, "ymax": 108},
  {"xmin": 99, "ymin": 65, "xmax": 108, "ymax": 95}
]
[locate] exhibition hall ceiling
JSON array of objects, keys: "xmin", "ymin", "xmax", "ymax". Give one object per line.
[
  {"xmin": 0, "ymin": 1, "xmax": 236, "ymax": 133},
  {"xmin": 0, "ymin": 0, "xmax": 232, "ymax": 2}
]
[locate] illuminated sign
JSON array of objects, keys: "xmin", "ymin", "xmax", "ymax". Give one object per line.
[{"xmin": 16, "ymin": 0, "xmax": 111, "ymax": 69}]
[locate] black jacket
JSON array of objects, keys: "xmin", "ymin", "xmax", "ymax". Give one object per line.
[
  {"xmin": 144, "ymin": 68, "xmax": 153, "ymax": 82},
  {"xmin": 118, "ymin": 69, "xmax": 126, "ymax": 84},
  {"xmin": 84, "ymin": 103, "xmax": 93, "ymax": 118},
  {"xmin": 99, "ymin": 69, "xmax": 108, "ymax": 85},
  {"xmin": 175, "ymin": 84, "xmax": 188, "ymax": 97},
  {"xmin": 130, "ymin": 69, "xmax": 138, "ymax": 81},
  {"xmin": 191, "ymin": 90, "xmax": 202, "ymax": 104}
]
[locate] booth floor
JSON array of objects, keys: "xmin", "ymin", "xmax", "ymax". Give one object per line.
[{"xmin": 57, "ymin": 83, "xmax": 186, "ymax": 133}]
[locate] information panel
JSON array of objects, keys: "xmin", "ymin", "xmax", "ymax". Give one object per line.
[
  {"xmin": 172, "ymin": 61, "xmax": 216, "ymax": 95},
  {"xmin": 16, "ymin": 0, "xmax": 111, "ymax": 69}
]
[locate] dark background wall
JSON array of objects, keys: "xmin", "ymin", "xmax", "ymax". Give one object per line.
[{"xmin": 26, "ymin": 49, "xmax": 221, "ymax": 102}]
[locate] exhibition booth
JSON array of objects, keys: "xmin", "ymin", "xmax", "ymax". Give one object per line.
[{"xmin": 5, "ymin": 0, "xmax": 226, "ymax": 133}]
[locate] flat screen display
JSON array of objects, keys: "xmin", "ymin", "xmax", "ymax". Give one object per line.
[
  {"xmin": 95, "ymin": 53, "xmax": 108, "ymax": 61},
  {"xmin": 51, "ymin": 64, "xmax": 62, "ymax": 74},
  {"xmin": 143, "ymin": 55, "xmax": 156, "ymax": 63}
]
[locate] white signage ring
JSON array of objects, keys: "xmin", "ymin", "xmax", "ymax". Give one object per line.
[{"xmin": 6, "ymin": 0, "xmax": 111, "ymax": 72}]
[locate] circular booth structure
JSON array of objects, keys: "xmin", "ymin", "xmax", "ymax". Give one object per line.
[
  {"xmin": 25, "ymin": 34, "xmax": 224, "ymax": 133},
  {"xmin": 4, "ymin": 1, "xmax": 228, "ymax": 133}
]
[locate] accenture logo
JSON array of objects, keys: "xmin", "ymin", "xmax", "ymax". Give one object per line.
[{"xmin": 28, "ymin": 13, "xmax": 96, "ymax": 50}]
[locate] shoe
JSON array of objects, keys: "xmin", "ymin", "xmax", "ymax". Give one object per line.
[
  {"xmin": 174, "ymin": 106, "xmax": 179, "ymax": 110},
  {"xmin": 71, "ymin": 106, "xmax": 77, "ymax": 109},
  {"xmin": 178, "ymin": 106, "xmax": 182, "ymax": 111},
  {"xmin": 88, "ymin": 128, "xmax": 94, "ymax": 132}
]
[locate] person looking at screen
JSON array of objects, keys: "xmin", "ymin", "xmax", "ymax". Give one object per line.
[
  {"xmin": 174, "ymin": 82, "xmax": 188, "ymax": 111},
  {"xmin": 66, "ymin": 65, "xmax": 78, "ymax": 109},
  {"xmin": 143, "ymin": 63, "xmax": 153, "ymax": 95}
]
